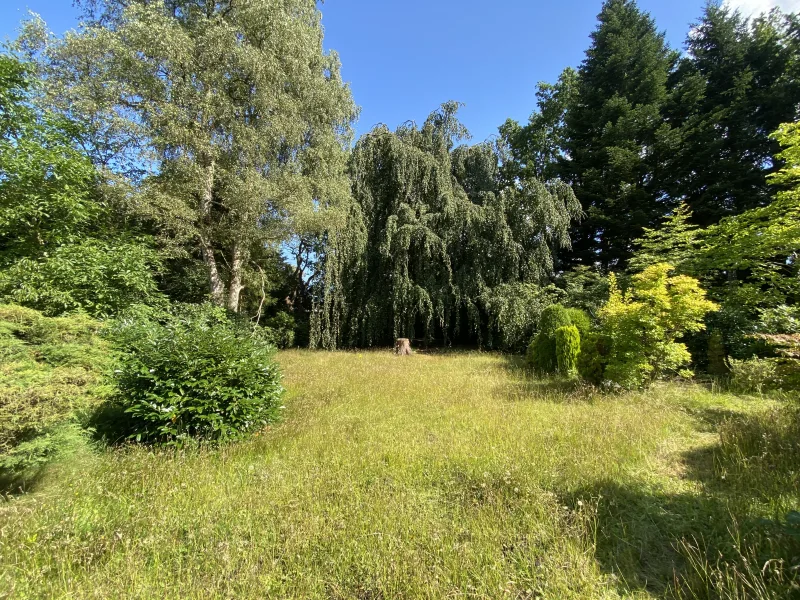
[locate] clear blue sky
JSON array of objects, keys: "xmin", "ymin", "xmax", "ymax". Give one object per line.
[{"xmin": 0, "ymin": 0, "xmax": 711, "ymax": 142}]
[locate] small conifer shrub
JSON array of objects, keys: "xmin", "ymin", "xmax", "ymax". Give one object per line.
[{"xmin": 555, "ymin": 325, "xmax": 581, "ymax": 375}]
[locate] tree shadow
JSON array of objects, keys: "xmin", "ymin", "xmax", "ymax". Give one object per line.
[
  {"xmin": 562, "ymin": 405, "xmax": 800, "ymax": 598},
  {"xmin": 496, "ymin": 354, "xmax": 594, "ymax": 401},
  {"xmin": 85, "ymin": 401, "xmax": 137, "ymax": 447},
  {"xmin": 0, "ymin": 465, "xmax": 50, "ymax": 497},
  {"xmin": 561, "ymin": 479, "xmax": 750, "ymax": 598}
]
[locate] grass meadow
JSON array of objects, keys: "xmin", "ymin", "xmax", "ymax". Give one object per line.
[{"xmin": 0, "ymin": 350, "xmax": 797, "ymax": 599}]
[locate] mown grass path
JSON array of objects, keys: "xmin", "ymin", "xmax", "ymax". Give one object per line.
[{"xmin": 0, "ymin": 351, "xmax": 780, "ymax": 599}]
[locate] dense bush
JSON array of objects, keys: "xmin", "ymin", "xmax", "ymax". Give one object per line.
[
  {"xmin": 595, "ymin": 265, "xmax": 718, "ymax": 389},
  {"xmin": 263, "ymin": 312, "xmax": 297, "ymax": 349},
  {"xmin": 0, "ymin": 239, "xmax": 163, "ymax": 317},
  {"xmin": 577, "ymin": 333, "xmax": 611, "ymax": 385},
  {"xmin": 565, "ymin": 308, "xmax": 591, "ymax": 337},
  {"xmin": 728, "ymin": 357, "xmax": 775, "ymax": 394},
  {"xmin": 526, "ymin": 332, "xmax": 556, "ymax": 374},
  {"xmin": 539, "ymin": 304, "xmax": 572, "ymax": 337},
  {"xmin": 526, "ymin": 304, "xmax": 590, "ymax": 374},
  {"xmin": 728, "ymin": 357, "xmax": 784, "ymax": 394},
  {"xmin": 0, "ymin": 304, "xmax": 110, "ymax": 484},
  {"xmin": 555, "ymin": 325, "xmax": 580, "ymax": 375},
  {"xmin": 107, "ymin": 304, "xmax": 284, "ymax": 446}
]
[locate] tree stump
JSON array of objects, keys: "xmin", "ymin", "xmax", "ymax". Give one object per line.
[{"xmin": 395, "ymin": 338, "xmax": 412, "ymax": 356}]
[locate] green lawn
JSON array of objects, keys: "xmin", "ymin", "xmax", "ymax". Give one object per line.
[{"xmin": 0, "ymin": 351, "xmax": 796, "ymax": 599}]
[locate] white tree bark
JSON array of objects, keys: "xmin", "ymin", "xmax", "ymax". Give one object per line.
[
  {"xmin": 199, "ymin": 159, "xmax": 226, "ymax": 305},
  {"xmin": 227, "ymin": 241, "xmax": 246, "ymax": 312}
]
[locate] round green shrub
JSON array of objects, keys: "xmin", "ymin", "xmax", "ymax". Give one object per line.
[
  {"xmin": 555, "ymin": 325, "xmax": 581, "ymax": 375},
  {"xmin": 107, "ymin": 304, "xmax": 284, "ymax": 446},
  {"xmin": 578, "ymin": 333, "xmax": 612, "ymax": 385},
  {"xmin": 539, "ymin": 304, "xmax": 572, "ymax": 338},
  {"xmin": 565, "ymin": 307, "xmax": 591, "ymax": 337},
  {"xmin": 526, "ymin": 332, "xmax": 556, "ymax": 374}
]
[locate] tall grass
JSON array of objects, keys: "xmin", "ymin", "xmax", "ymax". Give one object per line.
[{"xmin": 0, "ymin": 350, "xmax": 796, "ymax": 598}]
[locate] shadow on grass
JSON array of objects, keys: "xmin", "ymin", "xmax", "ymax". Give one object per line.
[
  {"xmin": 560, "ymin": 407, "xmax": 800, "ymax": 598},
  {"xmin": 85, "ymin": 401, "xmax": 136, "ymax": 446},
  {"xmin": 560, "ymin": 480, "xmax": 733, "ymax": 597},
  {"xmin": 0, "ymin": 465, "xmax": 49, "ymax": 497},
  {"xmin": 562, "ymin": 479, "xmax": 800, "ymax": 598},
  {"xmin": 496, "ymin": 354, "xmax": 594, "ymax": 401}
]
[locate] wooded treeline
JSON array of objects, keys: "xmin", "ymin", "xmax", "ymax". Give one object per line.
[{"xmin": 1, "ymin": 0, "xmax": 798, "ymax": 354}]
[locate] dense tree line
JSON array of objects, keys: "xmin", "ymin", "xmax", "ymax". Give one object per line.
[
  {"xmin": 505, "ymin": 0, "xmax": 800, "ymax": 268},
  {"xmin": 0, "ymin": 0, "xmax": 798, "ymax": 355}
]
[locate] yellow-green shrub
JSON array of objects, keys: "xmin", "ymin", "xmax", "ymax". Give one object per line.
[
  {"xmin": 555, "ymin": 325, "xmax": 580, "ymax": 375},
  {"xmin": 596, "ymin": 264, "xmax": 718, "ymax": 389},
  {"xmin": 0, "ymin": 304, "xmax": 110, "ymax": 483}
]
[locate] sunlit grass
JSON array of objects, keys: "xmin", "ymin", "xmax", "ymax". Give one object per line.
[{"xmin": 0, "ymin": 350, "xmax": 794, "ymax": 599}]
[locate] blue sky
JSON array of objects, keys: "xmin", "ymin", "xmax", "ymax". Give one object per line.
[{"xmin": 0, "ymin": 0, "xmax": 796, "ymax": 142}]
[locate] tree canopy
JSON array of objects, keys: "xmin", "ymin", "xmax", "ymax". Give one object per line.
[{"xmin": 311, "ymin": 103, "xmax": 582, "ymax": 349}]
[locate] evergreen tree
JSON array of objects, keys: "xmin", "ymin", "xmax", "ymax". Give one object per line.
[
  {"xmin": 560, "ymin": 0, "xmax": 678, "ymax": 268},
  {"xmin": 664, "ymin": 5, "xmax": 800, "ymax": 226}
]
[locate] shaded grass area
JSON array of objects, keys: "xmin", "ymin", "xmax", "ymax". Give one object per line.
[{"xmin": 0, "ymin": 350, "xmax": 797, "ymax": 598}]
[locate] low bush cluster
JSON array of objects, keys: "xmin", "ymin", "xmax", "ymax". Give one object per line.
[
  {"xmin": 0, "ymin": 304, "xmax": 110, "ymax": 485},
  {"xmin": 526, "ymin": 304, "xmax": 590, "ymax": 375},
  {"xmin": 727, "ymin": 356, "xmax": 800, "ymax": 394},
  {"xmin": 583, "ymin": 265, "xmax": 717, "ymax": 389},
  {"xmin": 107, "ymin": 304, "xmax": 284, "ymax": 446}
]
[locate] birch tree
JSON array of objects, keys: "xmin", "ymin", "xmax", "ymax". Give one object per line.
[{"xmin": 30, "ymin": 0, "xmax": 356, "ymax": 312}]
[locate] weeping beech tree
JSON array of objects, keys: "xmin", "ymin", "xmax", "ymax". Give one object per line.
[
  {"xmin": 311, "ymin": 103, "xmax": 582, "ymax": 349},
  {"xmin": 26, "ymin": 0, "xmax": 356, "ymax": 313}
]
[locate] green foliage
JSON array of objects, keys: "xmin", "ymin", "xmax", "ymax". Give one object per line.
[
  {"xmin": 526, "ymin": 332, "xmax": 556, "ymax": 374},
  {"xmin": 707, "ymin": 330, "xmax": 729, "ymax": 378},
  {"xmin": 38, "ymin": 1, "xmax": 356, "ymax": 313},
  {"xmin": 0, "ymin": 55, "xmax": 100, "ymax": 266},
  {"xmin": 758, "ymin": 305, "xmax": 800, "ymax": 335},
  {"xmin": 107, "ymin": 304, "xmax": 284, "ymax": 446},
  {"xmin": 561, "ymin": 0, "xmax": 678, "ymax": 267},
  {"xmin": 539, "ymin": 304, "xmax": 572, "ymax": 338},
  {"xmin": 664, "ymin": 6, "xmax": 800, "ymax": 226},
  {"xmin": 0, "ymin": 53, "xmax": 162, "ymax": 319},
  {"xmin": 629, "ymin": 203, "xmax": 702, "ymax": 273},
  {"xmin": 564, "ymin": 307, "xmax": 591, "ymax": 337},
  {"xmin": 479, "ymin": 283, "xmax": 565, "ymax": 351},
  {"xmin": 556, "ymin": 265, "xmax": 610, "ymax": 316},
  {"xmin": 555, "ymin": 325, "xmax": 580, "ymax": 375},
  {"xmin": 499, "ymin": 67, "xmax": 578, "ymax": 181},
  {"xmin": 526, "ymin": 304, "xmax": 586, "ymax": 375},
  {"xmin": 0, "ymin": 239, "xmax": 163, "ymax": 317},
  {"xmin": 263, "ymin": 312, "xmax": 297, "ymax": 350},
  {"xmin": 0, "ymin": 304, "xmax": 110, "ymax": 483},
  {"xmin": 597, "ymin": 265, "xmax": 718, "ymax": 388},
  {"xmin": 727, "ymin": 357, "xmax": 784, "ymax": 395},
  {"xmin": 577, "ymin": 333, "xmax": 611, "ymax": 385},
  {"xmin": 312, "ymin": 104, "xmax": 582, "ymax": 349}
]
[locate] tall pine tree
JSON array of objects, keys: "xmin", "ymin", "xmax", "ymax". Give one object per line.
[
  {"xmin": 664, "ymin": 4, "xmax": 800, "ymax": 226},
  {"xmin": 561, "ymin": 0, "xmax": 677, "ymax": 268}
]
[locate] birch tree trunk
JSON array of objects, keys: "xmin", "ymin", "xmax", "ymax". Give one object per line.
[
  {"xmin": 227, "ymin": 241, "xmax": 246, "ymax": 312},
  {"xmin": 199, "ymin": 159, "xmax": 226, "ymax": 305}
]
